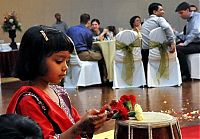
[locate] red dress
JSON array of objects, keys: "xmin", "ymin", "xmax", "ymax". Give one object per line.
[{"xmin": 7, "ymin": 85, "xmax": 81, "ymax": 139}]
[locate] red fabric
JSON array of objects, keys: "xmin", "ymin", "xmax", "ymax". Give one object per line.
[
  {"xmin": 6, "ymin": 86, "xmax": 81, "ymax": 139},
  {"xmin": 181, "ymin": 125, "xmax": 200, "ymax": 139}
]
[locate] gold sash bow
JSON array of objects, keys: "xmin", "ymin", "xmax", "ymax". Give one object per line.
[
  {"xmin": 116, "ymin": 37, "xmax": 141, "ymax": 85},
  {"xmin": 149, "ymin": 41, "xmax": 169, "ymax": 82}
]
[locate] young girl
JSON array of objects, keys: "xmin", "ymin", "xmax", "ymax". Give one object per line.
[{"xmin": 6, "ymin": 25, "xmax": 107, "ymax": 139}]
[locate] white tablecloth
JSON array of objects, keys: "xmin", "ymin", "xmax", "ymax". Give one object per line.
[
  {"xmin": 93, "ymin": 40, "xmax": 116, "ymax": 81},
  {"xmin": 0, "ymin": 43, "xmax": 20, "ymax": 52}
]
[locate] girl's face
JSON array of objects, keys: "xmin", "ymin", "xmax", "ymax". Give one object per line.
[
  {"xmin": 134, "ymin": 17, "xmax": 141, "ymax": 28},
  {"xmin": 91, "ymin": 21, "xmax": 100, "ymax": 31},
  {"xmin": 42, "ymin": 51, "xmax": 70, "ymax": 84}
]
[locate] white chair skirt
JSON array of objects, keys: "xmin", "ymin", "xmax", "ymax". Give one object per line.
[
  {"xmin": 64, "ymin": 54, "xmax": 101, "ymax": 88},
  {"xmin": 113, "ymin": 49, "xmax": 146, "ymax": 88},
  {"xmin": 187, "ymin": 53, "xmax": 200, "ymax": 79},
  {"xmin": 113, "ymin": 60, "xmax": 146, "ymax": 88},
  {"xmin": 113, "ymin": 48, "xmax": 146, "ymax": 88},
  {"xmin": 147, "ymin": 48, "xmax": 182, "ymax": 87}
]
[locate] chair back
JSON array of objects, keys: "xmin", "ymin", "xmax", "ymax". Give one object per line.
[
  {"xmin": 115, "ymin": 30, "xmax": 138, "ymax": 45},
  {"xmin": 149, "ymin": 27, "xmax": 167, "ymax": 43},
  {"xmin": 69, "ymin": 51, "xmax": 82, "ymax": 66},
  {"xmin": 149, "ymin": 27, "xmax": 176, "ymax": 59},
  {"xmin": 64, "ymin": 37, "xmax": 101, "ymax": 88},
  {"xmin": 66, "ymin": 37, "xmax": 82, "ymax": 66},
  {"xmin": 115, "ymin": 30, "xmax": 142, "ymax": 61}
]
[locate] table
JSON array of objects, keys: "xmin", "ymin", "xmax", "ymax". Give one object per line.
[
  {"xmin": 93, "ymin": 40, "xmax": 116, "ymax": 81},
  {"xmin": 0, "ymin": 49, "xmax": 19, "ymax": 77}
]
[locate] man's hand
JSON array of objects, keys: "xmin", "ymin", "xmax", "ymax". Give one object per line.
[
  {"xmin": 177, "ymin": 43, "xmax": 185, "ymax": 47},
  {"xmin": 169, "ymin": 43, "xmax": 176, "ymax": 53}
]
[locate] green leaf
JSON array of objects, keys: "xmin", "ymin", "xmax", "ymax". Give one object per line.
[
  {"xmin": 123, "ymin": 101, "xmax": 132, "ymax": 111},
  {"xmin": 128, "ymin": 111, "xmax": 136, "ymax": 117},
  {"xmin": 112, "ymin": 112, "xmax": 121, "ymax": 119}
]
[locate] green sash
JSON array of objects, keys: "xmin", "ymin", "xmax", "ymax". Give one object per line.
[
  {"xmin": 116, "ymin": 37, "xmax": 141, "ymax": 85},
  {"xmin": 149, "ymin": 41, "xmax": 169, "ymax": 82}
]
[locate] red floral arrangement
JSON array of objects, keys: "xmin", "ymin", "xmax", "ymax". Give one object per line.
[{"xmin": 100, "ymin": 95, "xmax": 143, "ymax": 121}]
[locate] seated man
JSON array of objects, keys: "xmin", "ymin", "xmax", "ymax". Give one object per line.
[
  {"xmin": 0, "ymin": 114, "xmax": 43, "ymax": 139},
  {"xmin": 175, "ymin": 2, "xmax": 200, "ymax": 81},
  {"xmin": 67, "ymin": 13, "xmax": 102, "ymax": 61},
  {"xmin": 67, "ymin": 13, "xmax": 107, "ymax": 82}
]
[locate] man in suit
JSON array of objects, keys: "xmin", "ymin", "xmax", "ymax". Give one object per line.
[{"xmin": 175, "ymin": 2, "xmax": 200, "ymax": 81}]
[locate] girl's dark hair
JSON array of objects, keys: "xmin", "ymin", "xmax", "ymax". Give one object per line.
[
  {"xmin": 15, "ymin": 25, "xmax": 74, "ymax": 81},
  {"xmin": 91, "ymin": 19, "xmax": 100, "ymax": 25},
  {"xmin": 148, "ymin": 3, "xmax": 162, "ymax": 15},
  {"xmin": 0, "ymin": 114, "xmax": 43, "ymax": 139},
  {"xmin": 106, "ymin": 25, "xmax": 117, "ymax": 36},
  {"xmin": 129, "ymin": 16, "xmax": 141, "ymax": 28}
]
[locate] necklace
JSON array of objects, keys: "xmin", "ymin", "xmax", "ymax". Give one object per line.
[{"xmin": 51, "ymin": 88, "xmax": 61, "ymax": 107}]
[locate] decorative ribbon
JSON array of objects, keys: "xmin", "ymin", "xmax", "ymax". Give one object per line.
[
  {"xmin": 149, "ymin": 40, "xmax": 169, "ymax": 82},
  {"xmin": 116, "ymin": 37, "xmax": 141, "ymax": 85}
]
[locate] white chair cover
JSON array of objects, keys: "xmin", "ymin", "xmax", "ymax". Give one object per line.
[
  {"xmin": 113, "ymin": 30, "xmax": 146, "ymax": 88},
  {"xmin": 148, "ymin": 27, "xmax": 182, "ymax": 87},
  {"xmin": 64, "ymin": 48, "xmax": 101, "ymax": 88},
  {"xmin": 187, "ymin": 53, "xmax": 200, "ymax": 79}
]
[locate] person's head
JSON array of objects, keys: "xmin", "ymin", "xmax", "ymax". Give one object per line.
[
  {"xmin": 129, "ymin": 16, "xmax": 141, "ymax": 29},
  {"xmin": 55, "ymin": 13, "xmax": 61, "ymax": 22},
  {"xmin": 15, "ymin": 25, "xmax": 74, "ymax": 83},
  {"xmin": 0, "ymin": 114, "xmax": 43, "ymax": 139},
  {"xmin": 106, "ymin": 25, "xmax": 117, "ymax": 36},
  {"xmin": 91, "ymin": 19, "xmax": 101, "ymax": 32},
  {"xmin": 148, "ymin": 3, "xmax": 164, "ymax": 17},
  {"xmin": 175, "ymin": 2, "xmax": 191, "ymax": 19},
  {"xmin": 190, "ymin": 4, "xmax": 198, "ymax": 12},
  {"xmin": 80, "ymin": 13, "xmax": 91, "ymax": 28}
]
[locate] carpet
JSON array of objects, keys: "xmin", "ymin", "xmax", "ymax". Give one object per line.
[
  {"xmin": 92, "ymin": 125, "xmax": 200, "ymax": 139},
  {"xmin": 181, "ymin": 125, "xmax": 200, "ymax": 139}
]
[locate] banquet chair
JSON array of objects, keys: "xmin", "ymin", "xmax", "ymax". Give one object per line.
[
  {"xmin": 147, "ymin": 27, "xmax": 182, "ymax": 87},
  {"xmin": 63, "ymin": 48, "xmax": 101, "ymax": 89},
  {"xmin": 113, "ymin": 30, "xmax": 146, "ymax": 88},
  {"xmin": 187, "ymin": 53, "xmax": 200, "ymax": 79}
]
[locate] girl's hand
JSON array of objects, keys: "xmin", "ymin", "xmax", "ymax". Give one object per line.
[{"xmin": 77, "ymin": 109, "xmax": 107, "ymax": 138}]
